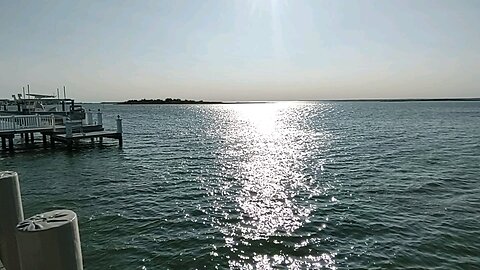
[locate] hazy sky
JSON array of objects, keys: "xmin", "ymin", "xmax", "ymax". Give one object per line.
[{"xmin": 1, "ymin": 0, "xmax": 479, "ymax": 101}]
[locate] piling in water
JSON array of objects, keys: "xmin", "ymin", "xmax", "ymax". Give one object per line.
[{"xmin": 0, "ymin": 171, "xmax": 24, "ymax": 270}]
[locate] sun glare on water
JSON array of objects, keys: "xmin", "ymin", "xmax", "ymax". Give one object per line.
[{"xmin": 204, "ymin": 102, "xmax": 337, "ymax": 269}]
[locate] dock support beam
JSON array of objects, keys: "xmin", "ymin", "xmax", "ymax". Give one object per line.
[
  {"xmin": 30, "ymin": 132, "xmax": 34, "ymax": 144},
  {"xmin": 1, "ymin": 137, "xmax": 6, "ymax": 150}
]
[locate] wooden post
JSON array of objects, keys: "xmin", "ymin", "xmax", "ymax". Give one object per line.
[
  {"xmin": 8, "ymin": 136, "xmax": 14, "ymax": 151},
  {"xmin": 116, "ymin": 115, "xmax": 123, "ymax": 134},
  {"xmin": 25, "ymin": 133, "xmax": 29, "ymax": 144},
  {"xmin": 1, "ymin": 137, "xmax": 5, "ymax": 150},
  {"xmin": 50, "ymin": 135, "xmax": 55, "ymax": 148},
  {"xmin": 16, "ymin": 210, "xmax": 83, "ymax": 270},
  {"xmin": 0, "ymin": 171, "xmax": 24, "ymax": 270},
  {"xmin": 42, "ymin": 133, "xmax": 47, "ymax": 147},
  {"xmin": 30, "ymin": 132, "xmax": 34, "ymax": 144}
]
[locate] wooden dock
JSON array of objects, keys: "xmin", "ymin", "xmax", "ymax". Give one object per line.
[
  {"xmin": 53, "ymin": 130, "xmax": 123, "ymax": 147},
  {"xmin": 0, "ymin": 114, "xmax": 123, "ymax": 151}
]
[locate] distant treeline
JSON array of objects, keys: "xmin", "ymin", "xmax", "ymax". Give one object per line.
[{"xmin": 119, "ymin": 98, "xmax": 223, "ymax": 104}]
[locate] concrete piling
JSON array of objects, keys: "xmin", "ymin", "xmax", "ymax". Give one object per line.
[
  {"xmin": 0, "ymin": 171, "xmax": 24, "ymax": 270},
  {"xmin": 16, "ymin": 210, "xmax": 83, "ymax": 270}
]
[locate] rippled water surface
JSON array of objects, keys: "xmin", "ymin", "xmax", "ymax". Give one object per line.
[{"xmin": 2, "ymin": 102, "xmax": 480, "ymax": 269}]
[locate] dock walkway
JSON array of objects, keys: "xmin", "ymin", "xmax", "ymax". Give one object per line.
[{"xmin": 0, "ymin": 114, "xmax": 123, "ymax": 151}]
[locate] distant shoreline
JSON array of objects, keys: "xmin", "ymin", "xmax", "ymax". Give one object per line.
[
  {"xmin": 315, "ymin": 98, "xmax": 480, "ymax": 102},
  {"xmin": 111, "ymin": 98, "xmax": 267, "ymax": 105},
  {"xmin": 100, "ymin": 97, "xmax": 480, "ymax": 104}
]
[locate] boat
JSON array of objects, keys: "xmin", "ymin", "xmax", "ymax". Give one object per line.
[{"xmin": 0, "ymin": 91, "xmax": 85, "ymax": 121}]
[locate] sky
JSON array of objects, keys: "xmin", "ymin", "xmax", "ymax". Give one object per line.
[{"xmin": 0, "ymin": 0, "xmax": 479, "ymax": 102}]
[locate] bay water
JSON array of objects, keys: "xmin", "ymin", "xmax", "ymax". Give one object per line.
[{"xmin": 1, "ymin": 101, "xmax": 479, "ymax": 269}]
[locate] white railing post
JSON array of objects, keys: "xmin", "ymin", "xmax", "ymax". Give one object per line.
[
  {"xmin": 116, "ymin": 115, "xmax": 122, "ymax": 134},
  {"xmin": 86, "ymin": 110, "xmax": 93, "ymax": 125},
  {"xmin": 11, "ymin": 115, "xmax": 16, "ymax": 131},
  {"xmin": 51, "ymin": 114, "xmax": 56, "ymax": 132},
  {"xmin": 97, "ymin": 110, "xmax": 103, "ymax": 126}
]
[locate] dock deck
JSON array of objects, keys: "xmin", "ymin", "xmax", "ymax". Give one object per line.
[{"xmin": 0, "ymin": 114, "xmax": 123, "ymax": 151}]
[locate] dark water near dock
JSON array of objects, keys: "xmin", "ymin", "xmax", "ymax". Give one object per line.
[{"xmin": 2, "ymin": 102, "xmax": 480, "ymax": 269}]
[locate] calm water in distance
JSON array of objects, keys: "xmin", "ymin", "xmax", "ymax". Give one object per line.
[{"xmin": 2, "ymin": 101, "xmax": 479, "ymax": 269}]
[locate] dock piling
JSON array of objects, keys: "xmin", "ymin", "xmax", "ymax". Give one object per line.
[
  {"xmin": 116, "ymin": 115, "xmax": 123, "ymax": 134},
  {"xmin": 0, "ymin": 171, "xmax": 24, "ymax": 270},
  {"xmin": 17, "ymin": 210, "xmax": 84, "ymax": 270},
  {"xmin": 50, "ymin": 135, "xmax": 55, "ymax": 148},
  {"xmin": 42, "ymin": 133, "xmax": 47, "ymax": 147},
  {"xmin": 8, "ymin": 136, "xmax": 14, "ymax": 151}
]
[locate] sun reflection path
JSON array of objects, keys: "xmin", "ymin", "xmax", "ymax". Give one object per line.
[{"xmin": 205, "ymin": 102, "xmax": 337, "ymax": 268}]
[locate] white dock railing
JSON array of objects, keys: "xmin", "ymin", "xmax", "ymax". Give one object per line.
[{"xmin": 0, "ymin": 114, "xmax": 55, "ymax": 132}]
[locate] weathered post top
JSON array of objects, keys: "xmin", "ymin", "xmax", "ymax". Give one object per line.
[
  {"xmin": 16, "ymin": 209, "xmax": 83, "ymax": 270},
  {"xmin": 17, "ymin": 209, "xmax": 77, "ymax": 232}
]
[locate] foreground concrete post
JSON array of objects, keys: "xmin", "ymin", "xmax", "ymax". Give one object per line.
[
  {"xmin": 16, "ymin": 209, "xmax": 83, "ymax": 270},
  {"xmin": 0, "ymin": 171, "xmax": 24, "ymax": 270}
]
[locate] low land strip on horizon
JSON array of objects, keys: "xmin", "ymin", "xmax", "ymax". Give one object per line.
[{"xmin": 107, "ymin": 97, "xmax": 480, "ymax": 105}]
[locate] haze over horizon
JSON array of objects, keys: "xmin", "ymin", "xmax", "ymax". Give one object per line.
[{"xmin": 1, "ymin": 0, "xmax": 479, "ymax": 102}]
